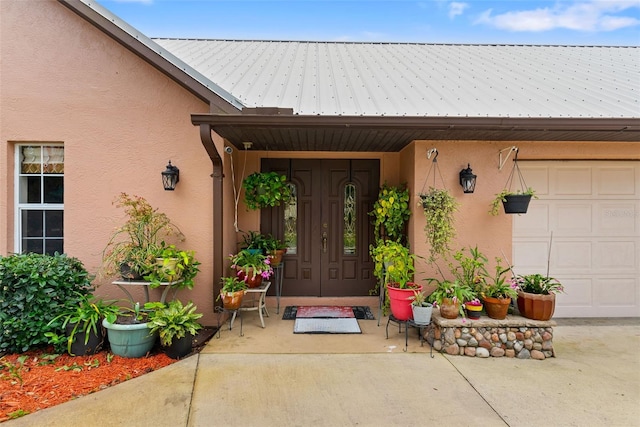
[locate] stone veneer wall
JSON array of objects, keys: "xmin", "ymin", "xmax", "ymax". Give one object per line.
[{"xmin": 425, "ymin": 312, "xmax": 556, "ymax": 359}]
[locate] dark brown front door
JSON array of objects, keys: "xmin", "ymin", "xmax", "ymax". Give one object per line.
[{"xmin": 261, "ymin": 159, "xmax": 379, "ymax": 296}]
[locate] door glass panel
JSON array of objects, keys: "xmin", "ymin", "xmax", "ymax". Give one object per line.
[
  {"xmin": 343, "ymin": 183, "xmax": 356, "ymax": 255},
  {"xmin": 284, "ymin": 183, "xmax": 297, "ymax": 254}
]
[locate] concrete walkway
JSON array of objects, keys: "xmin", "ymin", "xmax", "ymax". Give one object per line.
[{"xmin": 6, "ymin": 297, "xmax": 640, "ymax": 427}]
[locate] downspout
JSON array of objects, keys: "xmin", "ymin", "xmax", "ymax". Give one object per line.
[{"xmin": 198, "ymin": 124, "xmax": 224, "ymax": 309}]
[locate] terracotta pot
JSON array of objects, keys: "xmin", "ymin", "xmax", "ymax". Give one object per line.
[
  {"xmin": 517, "ymin": 291, "xmax": 556, "ymax": 321},
  {"xmin": 386, "ymin": 282, "xmax": 423, "ymax": 321},
  {"xmin": 483, "ymin": 296, "xmax": 511, "ymax": 319},
  {"xmin": 237, "ymin": 268, "xmax": 263, "ymax": 288},
  {"xmin": 439, "ymin": 298, "xmax": 459, "ymax": 319},
  {"xmin": 220, "ymin": 290, "xmax": 245, "ymax": 310},
  {"xmin": 268, "ymin": 249, "xmax": 286, "ymax": 266}
]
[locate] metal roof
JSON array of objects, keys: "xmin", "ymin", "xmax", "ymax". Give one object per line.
[{"xmin": 155, "ymin": 39, "xmax": 639, "ymax": 119}]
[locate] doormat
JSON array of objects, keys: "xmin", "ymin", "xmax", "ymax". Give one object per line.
[
  {"xmin": 293, "ymin": 318, "xmax": 362, "ymax": 334},
  {"xmin": 282, "ymin": 306, "xmax": 375, "ymax": 320}
]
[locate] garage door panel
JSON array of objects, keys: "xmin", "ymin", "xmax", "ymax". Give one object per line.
[
  {"xmin": 597, "ymin": 278, "xmax": 637, "ymax": 308},
  {"xmin": 556, "ymin": 278, "xmax": 593, "ymax": 307},
  {"xmin": 523, "ymin": 167, "xmax": 549, "ymax": 195},
  {"xmin": 513, "ymin": 204, "xmax": 549, "ymax": 236},
  {"xmin": 554, "ymin": 167, "xmax": 592, "ymax": 195},
  {"xmin": 595, "ymin": 240, "xmax": 637, "ymax": 271},
  {"xmin": 555, "ymin": 241, "xmax": 592, "ymax": 271},
  {"xmin": 513, "ymin": 241, "xmax": 550, "ymax": 271},
  {"xmin": 555, "ymin": 203, "xmax": 592, "ymax": 234},
  {"xmin": 599, "ymin": 202, "xmax": 638, "ymax": 233},
  {"xmin": 597, "ymin": 166, "xmax": 637, "ymax": 196}
]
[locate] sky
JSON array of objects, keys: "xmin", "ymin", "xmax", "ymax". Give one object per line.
[{"xmin": 95, "ymin": 0, "xmax": 640, "ymax": 46}]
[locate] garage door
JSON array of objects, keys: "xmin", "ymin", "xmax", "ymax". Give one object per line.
[{"xmin": 513, "ymin": 161, "xmax": 640, "ymax": 318}]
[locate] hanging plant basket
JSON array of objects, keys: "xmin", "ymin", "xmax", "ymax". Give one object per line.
[
  {"xmin": 490, "ymin": 148, "xmax": 536, "ymax": 216},
  {"xmin": 242, "ymin": 172, "xmax": 293, "ymax": 210},
  {"xmin": 502, "ymin": 194, "xmax": 532, "ymax": 214}
]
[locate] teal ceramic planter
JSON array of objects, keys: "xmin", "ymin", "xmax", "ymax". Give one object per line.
[{"xmin": 102, "ymin": 319, "xmax": 157, "ymax": 358}]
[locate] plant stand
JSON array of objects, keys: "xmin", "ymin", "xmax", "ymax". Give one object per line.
[
  {"xmin": 112, "ymin": 279, "xmax": 183, "ymax": 304},
  {"xmin": 232, "ymin": 281, "xmax": 271, "ymax": 328},
  {"xmin": 214, "ymin": 306, "xmax": 243, "ymax": 337},
  {"xmin": 386, "ymin": 314, "xmax": 434, "ymax": 356},
  {"xmin": 273, "ymin": 264, "xmax": 284, "ymax": 314}
]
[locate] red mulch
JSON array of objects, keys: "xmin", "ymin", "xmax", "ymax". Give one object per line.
[{"xmin": 0, "ymin": 327, "xmax": 216, "ymax": 422}]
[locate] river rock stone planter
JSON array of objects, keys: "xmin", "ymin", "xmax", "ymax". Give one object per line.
[{"xmin": 425, "ymin": 312, "xmax": 556, "ymax": 359}]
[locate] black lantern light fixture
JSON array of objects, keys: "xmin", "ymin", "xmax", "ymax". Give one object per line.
[
  {"xmin": 161, "ymin": 160, "xmax": 179, "ymax": 191},
  {"xmin": 459, "ymin": 163, "xmax": 477, "ymax": 194}
]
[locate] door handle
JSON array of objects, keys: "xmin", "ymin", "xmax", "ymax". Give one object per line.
[{"xmin": 322, "ymin": 232, "xmax": 327, "ymax": 253}]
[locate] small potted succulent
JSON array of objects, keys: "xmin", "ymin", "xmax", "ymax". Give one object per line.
[{"xmin": 411, "ymin": 291, "xmax": 433, "ymax": 325}]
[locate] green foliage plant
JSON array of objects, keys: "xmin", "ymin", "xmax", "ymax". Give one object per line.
[
  {"xmin": 242, "ymin": 172, "xmax": 293, "ymax": 210},
  {"xmin": 145, "ymin": 244, "xmax": 200, "ymax": 290},
  {"xmin": 369, "ymin": 240, "xmax": 416, "ymax": 289},
  {"xmin": 511, "ymin": 273, "xmax": 564, "ymax": 295},
  {"xmin": 145, "ymin": 300, "xmax": 203, "ymax": 347},
  {"xmin": 481, "ymin": 257, "xmax": 517, "ymax": 300},
  {"xmin": 0, "ymin": 253, "xmax": 93, "ymax": 353},
  {"xmin": 426, "ymin": 279, "xmax": 475, "ymax": 317},
  {"xmin": 101, "ymin": 193, "xmax": 184, "ymax": 278},
  {"xmin": 229, "ymin": 249, "xmax": 273, "ymax": 280},
  {"xmin": 418, "ymin": 187, "xmax": 458, "ymax": 261},
  {"xmin": 448, "ymin": 246, "xmax": 489, "ymax": 296},
  {"xmin": 45, "ymin": 293, "xmax": 120, "ymax": 355},
  {"xmin": 369, "ymin": 183, "xmax": 411, "ymax": 242}
]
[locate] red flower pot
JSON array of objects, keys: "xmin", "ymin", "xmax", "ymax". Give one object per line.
[{"xmin": 386, "ymin": 283, "xmax": 423, "ymax": 321}]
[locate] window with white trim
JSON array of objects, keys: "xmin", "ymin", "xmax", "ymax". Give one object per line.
[{"xmin": 16, "ymin": 144, "xmax": 64, "ymax": 254}]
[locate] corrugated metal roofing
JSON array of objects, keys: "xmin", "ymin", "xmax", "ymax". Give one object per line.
[{"xmin": 154, "ymin": 39, "xmax": 639, "ymax": 118}]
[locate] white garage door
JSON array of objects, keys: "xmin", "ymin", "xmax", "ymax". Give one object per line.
[{"xmin": 513, "ymin": 161, "xmax": 640, "ymax": 318}]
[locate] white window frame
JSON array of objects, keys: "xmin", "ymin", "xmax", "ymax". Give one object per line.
[{"xmin": 14, "ymin": 143, "xmax": 64, "ymax": 254}]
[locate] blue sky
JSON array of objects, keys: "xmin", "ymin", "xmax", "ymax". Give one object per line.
[{"xmin": 96, "ymin": 0, "xmax": 640, "ymax": 45}]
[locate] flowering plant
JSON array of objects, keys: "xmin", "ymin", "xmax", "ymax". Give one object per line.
[
  {"xmin": 427, "ymin": 279, "xmax": 475, "ymax": 317},
  {"xmin": 481, "ymin": 258, "xmax": 517, "ymax": 300},
  {"xmin": 511, "ymin": 274, "xmax": 564, "ymax": 295},
  {"xmin": 229, "ymin": 249, "xmax": 273, "ymax": 280},
  {"xmin": 465, "ymin": 298, "xmax": 482, "ymax": 307}
]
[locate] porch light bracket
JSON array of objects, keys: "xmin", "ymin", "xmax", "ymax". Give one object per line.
[
  {"xmin": 499, "ymin": 146, "xmax": 518, "ymax": 170},
  {"xmin": 162, "ymin": 160, "xmax": 180, "ymax": 191}
]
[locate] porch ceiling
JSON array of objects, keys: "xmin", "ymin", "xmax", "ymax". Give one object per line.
[{"xmin": 191, "ymin": 114, "xmax": 640, "ymax": 152}]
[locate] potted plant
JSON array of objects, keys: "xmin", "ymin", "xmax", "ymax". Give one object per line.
[
  {"xmin": 242, "ymin": 171, "xmax": 293, "ymax": 210},
  {"xmin": 239, "ymin": 230, "xmax": 267, "ymax": 253},
  {"xmin": 145, "ymin": 300, "xmax": 203, "ymax": 359},
  {"xmin": 218, "ymin": 276, "xmax": 248, "ymax": 310},
  {"xmin": 240, "ymin": 231, "xmax": 287, "ymax": 265},
  {"xmin": 427, "ymin": 279, "xmax": 475, "ymax": 319},
  {"xmin": 418, "ymin": 187, "xmax": 458, "ymax": 261},
  {"xmin": 481, "ymin": 258, "xmax": 518, "ymax": 319},
  {"xmin": 490, "ymin": 188, "xmax": 537, "ymax": 216},
  {"xmin": 102, "ymin": 302, "xmax": 157, "ymax": 358},
  {"xmin": 447, "ymin": 246, "xmax": 489, "ymax": 297},
  {"xmin": 411, "ymin": 291, "xmax": 433, "ymax": 325},
  {"xmin": 145, "ymin": 243, "xmax": 200, "ymax": 290},
  {"xmin": 229, "ymin": 249, "xmax": 273, "ymax": 288},
  {"xmin": 101, "ymin": 193, "xmax": 184, "ymax": 280},
  {"xmin": 369, "ymin": 183, "xmax": 411, "ymax": 242},
  {"xmin": 464, "ymin": 298, "xmax": 483, "ymax": 320},
  {"xmin": 45, "ymin": 293, "xmax": 120, "ymax": 356},
  {"xmin": 371, "ymin": 241, "xmax": 422, "ymax": 321},
  {"xmin": 512, "ymin": 274, "xmax": 564, "ymax": 321}
]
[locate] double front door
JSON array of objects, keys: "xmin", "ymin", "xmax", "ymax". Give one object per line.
[{"xmin": 261, "ymin": 159, "xmax": 379, "ymax": 296}]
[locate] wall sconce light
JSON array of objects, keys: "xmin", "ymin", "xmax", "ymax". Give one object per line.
[
  {"xmin": 161, "ymin": 160, "xmax": 179, "ymax": 191},
  {"xmin": 459, "ymin": 164, "xmax": 477, "ymax": 193}
]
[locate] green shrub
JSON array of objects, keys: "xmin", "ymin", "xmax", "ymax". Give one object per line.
[{"xmin": 0, "ymin": 253, "xmax": 93, "ymax": 353}]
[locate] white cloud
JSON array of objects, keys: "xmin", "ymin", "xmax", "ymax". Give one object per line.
[
  {"xmin": 448, "ymin": 2, "xmax": 469, "ymax": 19},
  {"xmin": 475, "ymin": 0, "xmax": 640, "ymax": 32}
]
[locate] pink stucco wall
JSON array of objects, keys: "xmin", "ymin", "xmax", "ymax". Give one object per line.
[{"xmin": 0, "ymin": 0, "xmax": 222, "ymax": 323}]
